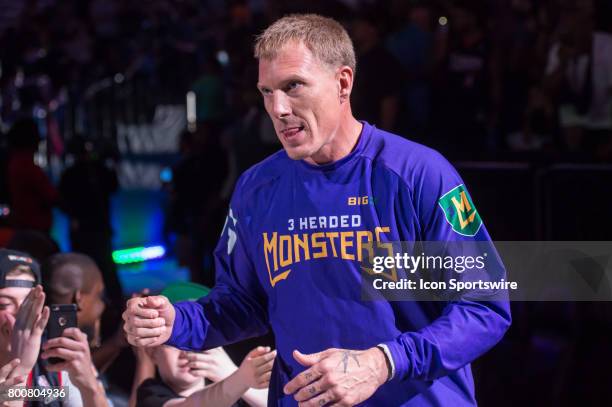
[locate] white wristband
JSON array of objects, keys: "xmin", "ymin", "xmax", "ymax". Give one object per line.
[{"xmin": 376, "ymin": 343, "xmax": 395, "ymax": 381}]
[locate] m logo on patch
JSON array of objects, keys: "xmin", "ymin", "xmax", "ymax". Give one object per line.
[{"xmin": 438, "ymin": 184, "xmax": 483, "ymax": 236}]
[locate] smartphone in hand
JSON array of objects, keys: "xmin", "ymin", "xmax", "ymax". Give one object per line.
[{"xmin": 46, "ymin": 304, "xmax": 78, "ymax": 364}]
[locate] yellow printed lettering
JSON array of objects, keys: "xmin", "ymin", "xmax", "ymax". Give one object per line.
[
  {"xmin": 340, "ymin": 231, "xmax": 355, "ymax": 260},
  {"xmin": 293, "ymin": 233, "xmax": 310, "ymax": 262},
  {"xmin": 263, "ymin": 232, "xmax": 278, "ymax": 273},
  {"xmin": 326, "ymin": 232, "xmax": 339, "ymax": 257},
  {"xmin": 356, "ymin": 230, "xmax": 373, "ymax": 262},
  {"xmin": 311, "ymin": 232, "xmax": 327, "ymax": 259},
  {"xmin": 279, "ymin": 235, "xmax": 293, "ymax": 267}
]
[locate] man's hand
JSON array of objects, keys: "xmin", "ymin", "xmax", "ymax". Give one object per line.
[
  {"xmin": 122, "ymin": 295, "xmax": 175, "ymax": 347},
  {"xmin": 41, "ymin": 328, "xmax": 98, "ymax": 390},
  {"xmin": 10, "ymin": 285, "xmax": 50, "ymax": 376},
  {"xmin": 182, "ymin": 347, "xmax": 237, "ymax": 382},
  {"xmin": 283, "ymin": 347, "xmax": 388, "ymax": 407},
  {"xmin": 235, "ymin": 346, "xmax": 277, "ymax": 389}
]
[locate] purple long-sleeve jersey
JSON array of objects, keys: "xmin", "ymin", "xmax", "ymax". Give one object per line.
[{"xmin": 167, "ymin": 122, "xmax": 511, "ymax": 406}]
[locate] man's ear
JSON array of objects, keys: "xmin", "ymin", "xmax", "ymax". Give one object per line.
[{"xmin": 337, "ymin": 66, "xmax": 354, "ymax": 103}]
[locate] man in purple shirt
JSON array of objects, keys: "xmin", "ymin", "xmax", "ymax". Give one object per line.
[{"xmin": 123, "ymin": 14, "xmax": 511, "ymax": 406}]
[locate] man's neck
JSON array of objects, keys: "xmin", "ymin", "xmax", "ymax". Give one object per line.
[{"xmin": 304, "ymin": 116, "xmax": 363, "ymax": 166}]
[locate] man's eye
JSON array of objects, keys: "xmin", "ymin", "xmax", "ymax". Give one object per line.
[{"xmin": 287, "ymin": 82, "xmax": 301, "ymax": 91}]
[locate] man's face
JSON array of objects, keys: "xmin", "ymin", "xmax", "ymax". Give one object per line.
[
  {"xmin": 0, "ymin": 271, "xmax": 36, "ymax": 316},
  {"xmin": 258, "ymin": 41, "xmax": 345, "ymax": 163},
  {"xmin": 0, "ymin": 271, "xmax": 35, "ymax": 359}
]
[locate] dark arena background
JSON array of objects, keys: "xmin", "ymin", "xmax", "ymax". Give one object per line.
[{"xmin": 1, "ymin": 0, "xmax": 611, "ymax": 406}]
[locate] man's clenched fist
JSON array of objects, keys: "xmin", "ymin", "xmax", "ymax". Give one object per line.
[{"xmin": 122, "ymin": 296, "xmax": 175, "ymax": 347}]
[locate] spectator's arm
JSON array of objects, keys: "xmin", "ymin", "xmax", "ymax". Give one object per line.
[
  {"xmin": 129, "ymin": 347, "xmax": 155, "ymax": 407},
  {"xmin": 240, "ymin": 388, "xmax": 268, "ymax": 407},
  {"xmin": 164, "ymin": 347, "xmax": 273, "ymax": 407},
  {"xmin": 185, "ymin": 347, "xmax": 271, "ymax": 407}
]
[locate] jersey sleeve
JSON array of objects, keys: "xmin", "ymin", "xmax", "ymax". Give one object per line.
[
  {"xmin": 383, "ymin": 149, "xmax": 511, "ymax": 381},
  {"xmin": 167, "ymin": 175, "xmax": 270, "ymax": 351}
]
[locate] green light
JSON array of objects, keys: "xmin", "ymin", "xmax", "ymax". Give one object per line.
[{"xmin": 113, "ymin": 245, "xmax": 166, "ymax": 264}]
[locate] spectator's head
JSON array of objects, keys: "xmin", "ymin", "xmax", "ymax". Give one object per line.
[
  {"xmin": 42, "ymin": 253, "xmax": 106, "ymax": 342},
  {"xmin": 0, "ymin": 249, "xmax": 41, "ymax": 316},
  {"xmin": 6, "ymin": 118, "xmax": 40, "ymax": 152},
  {"xmin": 0, "ymin": 249, "xmax": 41, "ymax": 356},
  {"xmin": 254, "ymin": 14, "xmax": 357, "ymax": 162},
  {"xmin": 146, "ymin": 345, "xmax": 203, "ymax": 392}
]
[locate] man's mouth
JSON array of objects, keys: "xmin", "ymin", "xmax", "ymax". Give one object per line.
[{"xmin": 280, "ymin": 125, "xmax": 305, "ymax": 140}]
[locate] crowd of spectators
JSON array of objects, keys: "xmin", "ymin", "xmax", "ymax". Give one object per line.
[
  {"xmin": 0, "ymin": 248, "xmax": 275, "ymax": 407},
  {"xmin": 0, "ymin": 0, "xmax": 611, "ymax": 164}
]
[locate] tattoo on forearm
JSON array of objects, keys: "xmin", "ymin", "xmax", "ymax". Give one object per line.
[{"xmin": 337, "ymin": 350, "xmax": 360, "ymax": 373}]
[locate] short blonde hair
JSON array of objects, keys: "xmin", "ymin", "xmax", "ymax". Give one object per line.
[
  {"xmin": 6, "ymin": 265, "xmax": 36, "ymax": 280},
  {"xmin": 254, "ymin": 14, "xmax": 356, "ymax": 72}
]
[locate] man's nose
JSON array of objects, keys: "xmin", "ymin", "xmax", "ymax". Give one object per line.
[{"xmin": 271, "ymin": 90, "xmax": 291, "ymax": 119}]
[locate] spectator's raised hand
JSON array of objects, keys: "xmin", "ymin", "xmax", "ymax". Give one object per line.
[
  {"xmin": 235, "ymin": 346, "xmax": 277, "ymax": 389},
  {"xmin": 41, "ymin": 327, "xmax": 97, "ymax": 390},
  {"xmin": 0, "ymin": 358, "xmax": 25, "ymax": 392},
  {"xmin": 10, "ymin": 285, "xmax": 50, "ymax": 376},
  {"xmin": 182, "ymin": 347, "xmax": 237, "ymax": 382},
  {"xmin": 122, "ymin": 295, "xmax": 174, "ymax": 347},
  {"xmin": 42, "ymin": 328, "xmax": 109, "ymax": 406}
]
